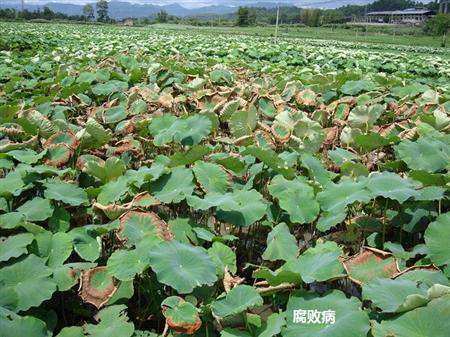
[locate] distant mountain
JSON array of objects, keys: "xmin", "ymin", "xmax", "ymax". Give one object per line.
[{"xmin": 0, "ymin": 1, "xmax": 237, "ymax": 18}]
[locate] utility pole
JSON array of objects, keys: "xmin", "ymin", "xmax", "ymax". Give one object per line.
[
  {"xmin": 21, "ymin": 0, "xmax": 24, "ymax": 12},
  {"xmin": 275, "ymin": 2, "xmax": 280, "ymax": 41}
]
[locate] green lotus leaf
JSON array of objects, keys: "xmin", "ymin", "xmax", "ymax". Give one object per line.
[
  {"xmin": 0, "ymin": 212, "xmax": 26, "ymax": 230},
  {"xmin": 243, "ymin": 146, "xmax": 296, "ymax": 180},
  {"xmin": 396, "ymin": 268, "xmax": 450, "ymax": 287},
  {"xmin": 187, "ymin": 190, "xmax": 267, "ymax": 227},
  {"xmin": 193, "ymin": 161, "xmax": 230, "ymax": 194},
  {"xmin": 282, "ymin": 290, "xmax": 370, "ymax": 337},
  {"xmin": 229, "ymin": 104, "xmax": 258, "ymax": 138},
  {"xmin": 424, "ymin": 213, "xmax": 450, "ymax": 266},
  {"xmin": 148, "ymin": 240, "xmax": 217, "ymax": 294},
  {"xmin": 328, "ymin": 148, "xmax": 358, "ymax": 167},
  {"xmin": 92, "ymin": 80, "xmax": 128, "ymax": 96},
  {"xmin": 0, "ymin": 233, "xmax": 34, "ymax": 262},
  {"xmin": 293, "ymin": 117, "xmax": 325, "ymax": 153},
  {"xmin": 151, "ymin": 167, "xmax": 194, "ymax": 203},
  {"xmin": 395, "ymin": 137, "xmax": 449, "ymax": 173},
  {"xmin": 257, "ymin": 312, "xmax": 286, "ymax": 337},
  {"xmin": 300, "ymin": 153, "xmax": 336, "ymax": 188},
  {"xmin": 16, "ymin": 197, "xmax": 54, "ymax": 222},
  {"xmin": 85, "ymin": 305, "xmax": 134, "ymax": 337},
  {"xmin": 81, "ymin": 117, "xmax": 112, "ymax": 149},
  {"xmin": 348, "ymin": 104, "xmax": 384, "ymax": 129},
  {"xmin": 69, "ymin": 227, "xmax": 101, "ymax": 262},
  {"xmin": 149, "ymin": 115, "xmax": 211, "ymax": 146},
  {"xmin": 372, "ymin": 295, "xmax": 450, "ymax": 337},
  {"xmin": 221, "ymin": 329, "xmax": 252, "ymax": 337},
  {"xmin": 97, "ymin": 175, "xmax": 130, "ymax": 205},
  {"xmin": 84, "ymin": 156, "xmax": 126, "ymax": 184},
  {"xmin": 33, "ymin": 231, "xmax": 73, "ymax": 267},
  {"xmin": 56, "ymin": 326, "xmax": 84, "ymax": 337},
  {"xmin": 174, "ymin": 114, "xmax": 212, "ymax": 146},
  {"xmin": 262, "ymin": 223, "xmax": 298, "ymax": 262},
  {"xmin": 362, "ymin": 278, "xmax": 429, "ymax": 313},
  {"xmin": 0, "ymin": 309, "xmax": 48, "ymax": 337},
  {"xmin": 7, "ymin": 149, "xmax": 46, "ymax": 164},
  {"xmin": 0, "ymin": 254, "xmax": 57, "ymax": 312},
  {"xmin": 317, "ymin": 180, "xmax": 371, "ymax": 213},
  {"xmin": 104, "ymin": 105, "xmax": 127, "ymax": 124},
  {"xmin": 148, "ymin": 114, "xmax": 178, "ymax": 146},
  {"xmin": 316, "ymin": 210, "xmax": 347, "ymax": 232},
  {"xmin": 289, "ymin": 241, "xmax": 345, "ymax": 283},
  {"xmin": 168, "ymin": 218, "xmax": 198, "ymax": 244},
  {"xmin": 107, "ymin": 249, "xmax": 147, "ymax": 281},
  {"xmin": 44, "ymin": 180, "xmax": 88, "ymax": 206},
  {"xmin": 341, "ymin": 79, "xmax": 377, "ymax": 95},
  {"xmin": 268, "ymin": 175, "xmax": 319, "ymax": 224},
  {"xmin": 208, "ymin": 242, "xmax": 237, "ymax": 276},
  {"xmin": 366, "ymin": 172, "xmax": 419, "ymax": 203},
  {"xmin": 168, "ymin": 145, "xmax": 212, "ymax": 167},
  {"xmin": 253, "ymin": 263, "xmax": 301, "ymax": 287},
  {"xmin": 211, "ymin": 285, "xmax": 263, "ymax": 318},
  {"xmin": 0, "ymin": 171, "xmax": 25, "ymax": 198}
]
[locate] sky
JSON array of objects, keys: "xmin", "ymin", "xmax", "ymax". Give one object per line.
[{"xmin": 6, "ymin": 0, "xmax": 434, "ymax": 8}]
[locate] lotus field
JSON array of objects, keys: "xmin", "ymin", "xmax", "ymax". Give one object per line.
[{"xmin": 0, "ymin": 22, "xmax": 449, "ymax": 337}]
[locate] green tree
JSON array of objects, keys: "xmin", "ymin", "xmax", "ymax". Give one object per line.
[
  {"xmin": 237, "ymin": 7, "xmax": 250, "ymax": 26},
  {"xmin": 156, "ymin": 10, "xmax": 168, "ymax": 23},
  {"xmin": 426, "ymin": 14, "xmax": 450, "ymax": 47},
  {"xmin": 83, "ymin": 4, "xmax": 94, "ymax": 21},
  {"xmin": 96, "ymin": 0, "xmax": 109, "ymax": 23}
]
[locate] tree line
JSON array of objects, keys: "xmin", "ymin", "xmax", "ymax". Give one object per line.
[{"xmin": 0, "ymin": 0, "xmax": 111, "ymax": 23}]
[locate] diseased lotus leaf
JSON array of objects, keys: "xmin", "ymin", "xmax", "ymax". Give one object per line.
[
  {"xmin": 147, "ymin": 240, "xmax": 217, "ymax": 294},
  {"xmin": 342, "ymin": 247, "xmax": 400, "ymax": 285},
  {"xmin": 288, "ymin": 241, "xmax": 345, "ymax": 283},
  {"xmin": 211, "ymin": 285, "xmax": 263, "ymax": 318},
  {"xmin": 117, "ymin": 211, "xmax": 173, "ymax": 247},
  {"xmin": 79, "ymin": 266, "xmax": 118, "ymax": 309},
  {"xmin": 161, "ymin": 296, "xmax": 202, "ymax": 335},
  {"xmin": 282, "ymin": 290, "xmax": 370, "ymax": 337},
  {"xmin": 268, "ymin": 175, "xmax": 319, "ymax": 224}
]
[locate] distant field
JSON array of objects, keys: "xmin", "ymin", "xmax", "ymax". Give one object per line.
[{"xmin": 151, "ymin": 23, "xmax": 448, "ymax": 51}]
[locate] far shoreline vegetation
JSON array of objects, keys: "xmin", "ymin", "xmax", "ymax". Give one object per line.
[{"xmin": 0, "ymin": 0, "xmax": 449, "ymax": 48}]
